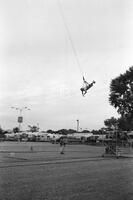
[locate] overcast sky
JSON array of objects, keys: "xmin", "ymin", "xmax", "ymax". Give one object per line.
[{"xmin": 0, "ymin": 0, "xmax": 133, "ymax": 131}]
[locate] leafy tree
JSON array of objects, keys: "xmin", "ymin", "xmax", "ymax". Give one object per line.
[
  {"xmin": 81, "ymin": 130, "xmax": 90, "ymax": 133},
  {"xmin": 57, "ymin": 129, "xmax": 68, "ymax": 135},
  {"xmin": 47, "ymin": 129, "xmax": 54, "ymax": 134},
  {"xmin": 68, "ymin": 129, "xmax": 76, "ymax": 133},
  {"xmin": 13, "ymin": 127, "xmax": 20, "ymax": 133},
  {"xmin": 104, "ymin": 117, "xmax": 118, "ymax": 130},
  {"xmin": 109, "ymin": 66, "xmax": 133, "ymax": 130},
  {"xmin": 117, "ymin": 116, "xmax": 133, "ymax": 131},
  {"xmin": 91, "ymin": 129, "xmax": 103, "ymax": 135},
  {"xmin": 109, "ymin": 66, "xmax": 133, "ymax": 117}
]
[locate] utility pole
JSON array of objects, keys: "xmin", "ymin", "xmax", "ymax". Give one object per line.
[
  {"xmin": 11, "ymin": 107, "xmax": 30, "ymax": 132},
  {"xmin": 115, "ymin": 122, "xmax": 119, "ymax": 158},
  {"xmin": 76, "ymin": 119, "xmax": 79, "ymax": 132},
  {"xmin": 37, "ymin": 123, "xmax": 39, "ymax": 132}
]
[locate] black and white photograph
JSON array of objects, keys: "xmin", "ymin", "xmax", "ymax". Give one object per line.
[{"xmin": 0, "ymin": 0, "xmax": 133, "ymax": 199}]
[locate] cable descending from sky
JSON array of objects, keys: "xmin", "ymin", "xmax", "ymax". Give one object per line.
[{"xmin": 57, "ymin": 0, "xmax": 83, "ymax": 77}]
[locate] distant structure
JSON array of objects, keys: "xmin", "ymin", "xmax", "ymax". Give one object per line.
[
  {"xmin": 76, "ymin": 119, "xmax": 79, "ymax": 132},
  {"xmin": 11, "ymin": 106, "xmax": 30, "ymax": 131}
]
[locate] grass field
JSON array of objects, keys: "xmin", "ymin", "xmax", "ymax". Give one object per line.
[{"xmin": 0, "ymin": 142, "xmax": 133, "ymax": 200}]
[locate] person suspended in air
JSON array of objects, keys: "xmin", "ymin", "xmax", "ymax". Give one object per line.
[{"xmin": 80, "ymin": 76, "xmax": 96, "ymax": 96}]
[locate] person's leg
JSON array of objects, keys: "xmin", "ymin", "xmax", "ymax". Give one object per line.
[
  {"xmin": 81, "ymin": 88, "xmax": 84, "ymax": 96},
  {"xmin": 60, "ymin": 144, "xmax": 63, "ymax": 154},
  {"xmin": 60, "ymin": 145, "xmax": 64, "ymax": 154},
  {"xmin": 62, "ymin": 145, "xmax": 65, "ymax": 154}
]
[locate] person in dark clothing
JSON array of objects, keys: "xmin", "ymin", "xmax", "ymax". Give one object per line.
[
  {"xmin": 59, "ymin": 137, "xmax": 67, "ymax": 154},
  {"xmin": 80, "ymin": 77, "xmax": 96, "ymax": 96}
]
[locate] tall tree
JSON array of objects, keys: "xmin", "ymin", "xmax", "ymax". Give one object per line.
[
  {"xmin": 109, "ymin": 66, "xmax": 133, "ymax": 130},
  {"xmin": 109, "ymin": 66, "xmax": 133, "ymax": 117}
]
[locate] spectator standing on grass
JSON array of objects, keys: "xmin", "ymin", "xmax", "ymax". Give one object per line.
[{"xmin": 60, "ymin": 136, "xmax": 67, "ymax": 154}]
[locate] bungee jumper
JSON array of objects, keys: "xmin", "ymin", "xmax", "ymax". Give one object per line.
[
  {"xmin": 58, "ymin": 0, "xmax": 96, "ymax": 97},
  {"xmin": 80, "ymin": 76, "xmax": 96, "ymax": 96}
]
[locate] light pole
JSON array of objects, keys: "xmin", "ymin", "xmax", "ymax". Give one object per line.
[
  {"xmin": 76, "ymin": 119, "xmax": 79, "ymax": 132},
  {"xmin": 11, "ymin": 107, "xmax": 30, "ymax": 131},
  {"xmin": 37, "ymin": 123, "xmax": 39, "ymax": 132}
]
